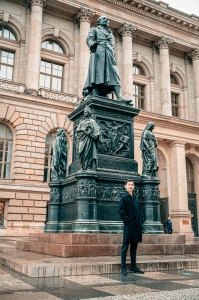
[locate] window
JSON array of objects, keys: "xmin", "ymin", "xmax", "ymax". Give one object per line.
[
  {"xmin": 0, "ymin": 123, "xmax": 13, "ymax": 179},
  {"xmin": 186, "ymin": 158, "xmax": 194, "ymax": 193},
  {"xmin": 44, "ymin": 131, "xmax": 57, "ymax": 182},
  {"xmin": 0, "ymin": 202, "xmax": 5, "ymax": 226},
  {"xmin": 171, "ymin": 93, "xmax": 179, "ymax": 117},
  {"xmin": 40, "ymin": 61, "xmax": 63, "ymax": 91},
  {"xmin": 0, "ymin": 26, "xmax": 16, "ymax": 40},
  {"xmin": 133, "ymin": 84, "xmax": 145, "ymax": 109},
  {"xmin": 42, "ymin": 40, "xmax": 64, "ymax": 53},
  {"xmin": 170, "ymin": 74, "xmax": 179, "ymax": 85},
  {"xmin": 133, "ymin": 64, "xmax": 145, "ymax": 76},
  {"xmin": 0, "ymin": 50, "xmax": 14, "ymax": 80}
]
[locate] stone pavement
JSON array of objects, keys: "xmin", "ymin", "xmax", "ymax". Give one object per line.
[{"xmin": 0, "ymin": 237, "xmax": 199, "ymax": 299}]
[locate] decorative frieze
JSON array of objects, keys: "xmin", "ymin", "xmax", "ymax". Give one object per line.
[
  {"xmin": 118, "ymin": 23, "xmax": 136, "ymax": 37},
  {"xmin": 188, "ymin": 48, "xmax": 199, "ymax": 61},
  {"xmin": 74, "ymin": 8, "xmax": 95, "ymax": 24},
  {"xmin": 155, "ymin": 36, "xmax": 173, "ymax": 50},
  {"xmin": 40, "ymin": 89, "xmax": 78, "ymax": 104},
  {"xmin": 0, "ymin": 80, "xmax": 25, "ymax": 93}
]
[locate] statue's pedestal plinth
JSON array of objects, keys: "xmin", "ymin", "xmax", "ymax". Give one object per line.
[
  {"xmin": 45, "ymin": 96, "xmax": 141, "ymax": 233},
  {"xmin": 141, "ymin": 177, "xmax": 164, "ymax": 234}
]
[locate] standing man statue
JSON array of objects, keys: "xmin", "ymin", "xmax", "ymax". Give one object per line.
[
  {"xmin": 119, "ymin": 180, "xmax": 144, "ymax": 276},
  {"xmin": 76, "ymin": 105, "xmax": 101, "ymax": 171},
  {"xmin": 140, "ymin": 122, "xmax": 159, "ymax": 178},
  {"xmin": 51, "ymin": 129, "xmax": 67, "ymax": 181},
  {"xmin": 83, "ymin": 16, "xmax": 131, "ymax": 103}
]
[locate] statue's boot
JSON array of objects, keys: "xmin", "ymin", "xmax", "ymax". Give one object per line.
[{"xmin": 113, "ymin": 86, "xmax": 132, "ymax": 104}]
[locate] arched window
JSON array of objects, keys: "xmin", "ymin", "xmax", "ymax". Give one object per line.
[
  {"xmin": 186, "ymin": 158, "xmax": 194, "ymax": 193},
  {"xmin": 44, "ymin": 131, "xmax": 57, "ymax": 182},
  {"xmin": 41, "ymin": 40, "xmax": 64, "ymax": 54},
  {"xmin": 0, "ymin": 123, "xmax": 13, "ymax": 179},
  {"xmin": 170, "ymin": 74, "xmax": 179, "ymax": 85},
  {"xmin": 0, "ymin": 26, "xmax": 16, "ymax": 40},
  {"xmin": 133, "ymin": 64, "xmax": 145, "ymax": 76}
]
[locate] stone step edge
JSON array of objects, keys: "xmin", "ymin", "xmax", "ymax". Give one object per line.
[{"xmin": 0, "ymin": 254, "xmax": 199, "ymax": 278}]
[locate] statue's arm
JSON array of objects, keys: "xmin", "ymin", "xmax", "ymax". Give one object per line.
[{"xmin": 86, "ymin": 28, "xmax": 97, "ymax": 52}]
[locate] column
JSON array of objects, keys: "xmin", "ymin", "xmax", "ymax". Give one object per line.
[
  {"xmin": 155, "ymin": 37, "xmax": 173, "ymax": 116},
  {"xmin": 75, "ymin": 8, "xmax": 95, "ymax": 98},
  {"xmin": 25, "ymin": 0, "xmax": 45, "ymax": 95},
  {"xmin": 118, "ymin": 23, "xmax": 136, "ymax": 102},
  {"xmin": 169, "ymin": 141, "xmax": 194, "ymax": 237},
  {"xmin": 188, "ymin": 48, "xmax": 199, "ymax": 122}
]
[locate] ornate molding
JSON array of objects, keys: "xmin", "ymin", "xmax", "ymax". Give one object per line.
[
  {"xmin": 74, "ymin": 8, "xmax": 95, "ymax": 25},
  {"xmin": 117, "ymin": 23, "xmax": 137, "ymax": 37},
  {"xmin": 26, "ymin": 0, "xmax": 46, "ymax": 8},
  {"xmin": 0, "ymin": 80, "xmax": 25, "ymax": 93},
  {"xmin": 188, "ymin": 48, "xmax": 199, "ymax": 61},
  {"xmin": 155, "ymin": 36, "xmax": 173, "ymax": 50},
  {"xmin": 40, "ymin": 89, "xmax": 78, "ymax": 104}
]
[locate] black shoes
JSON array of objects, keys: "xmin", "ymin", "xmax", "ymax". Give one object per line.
[
  {"xmin": 122, "ymin": 268, "xmax": 127, "ymax": 276},
  {"xmin": 129, "ymin": 266, "xmax": 144, "ymax": 274}
]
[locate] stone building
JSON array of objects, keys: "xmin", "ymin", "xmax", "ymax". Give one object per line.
[{"xmin": 0, "ymin": 0, "xmax": 198, "ymax": 237}]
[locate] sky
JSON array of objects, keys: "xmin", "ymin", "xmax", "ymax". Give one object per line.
[{"xmin": 165, "ymin": 0, "xmax": 199, "ymax": 16}]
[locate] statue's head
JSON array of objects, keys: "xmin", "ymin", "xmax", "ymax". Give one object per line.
[
  {"xmin": 57, "ymin": 128, "xmax": 66, "ymax": 138},
  {"xmin": 84, "ymin": 105, "xmax": 92, "ymax": 117},
  {"xmin": 145, "ymin": 122, "xmax": 155, "ymax": 131},
  {"xmin": 97, "ymin": 16, "xmax": 110, "ymax": 27},
  {"xmin": 112, "ymin": 121, "xmax": 117, "ymax": 125}
]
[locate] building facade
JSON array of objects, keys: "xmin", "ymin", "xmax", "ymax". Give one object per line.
[{"xmin": 0, "ymin": 0, "xmax": 199, "ymax": 237}]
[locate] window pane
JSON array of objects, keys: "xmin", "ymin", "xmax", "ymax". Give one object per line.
[
  {"xmin": 4, "ymin": 29, "xmax": 9, "ymax": 39},
  {"xmin": 10, "ymin": 32, "xmax": 15, "ymax": 40},
  {"xmin": 45, "ymin": 75, "xmax": 50, "ymax": 89},
  {"xmin": 53, "ymin": 43, "xmax": 59, "ymax": 52},
  {"xmin": 0, "ymin": 151, "xmax": 3, "ymax": 162},
  {"xmin": 52, "ymin": 77, "xmax": 58, "ymax": 90},
  {"xmin": 0, "ymin": 124, "xmax": 6, "ymax": 138},
  {"xmin": 0, "ymin": 65, "xmax": 7, "ymax": 79},
  {"xmin": 6, "ymin": 66, "xmax": 13, "ymax": 80},
  {"xmin": 57, "ymin": 78, "xmax": 61, "ymax": 91},
  {"xmin": 47, "ymin": 41, "xmax": 53, "ymax": 51},
  {"xmin": 40, "ymin": 74, "xmax": 45, "ymax": 87},
  {"xmin": 3, "ymin": 164, "xmax": 10, "ymax": 179},
  {"xmin": 44, "ymin": 168, "xmax": 48, "ymax": 182},
  {"xmin": 0, "ymin": 26, "xmax": 2, "ymax": 37}
]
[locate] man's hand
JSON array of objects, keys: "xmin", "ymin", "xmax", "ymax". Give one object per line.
[{"xmin": 90, "ymin": 41, "xmax": 98, "ymax": 53}]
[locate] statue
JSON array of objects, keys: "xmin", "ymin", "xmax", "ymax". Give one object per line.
[
  {"xmin": 140, "ymin": 122, "xmax": 159, "ymax": 178},
  {"xmin": 76, "ymin": 105, "xmax": 101, "ymax": 171},
  {"xmin": 51, "ymin": 129, "xmax": 67, "ymax": 181},
  {"xmin": 83, "ymin": 16, "xmax": 131, "ymax": 103}
]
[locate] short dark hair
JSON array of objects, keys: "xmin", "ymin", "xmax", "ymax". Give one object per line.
[{"xmin": 125, "ymin": 179, "xmax": 134, "ymax": 185}]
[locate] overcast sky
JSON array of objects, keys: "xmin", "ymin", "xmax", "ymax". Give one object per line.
[{"xmin": 165, "ymin": 0, "xmax": 199, "ymax": 16}]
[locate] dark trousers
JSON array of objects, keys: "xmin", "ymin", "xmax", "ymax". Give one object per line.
[{"xmin": 121, "ymin": 242, "xmax": 138, "ymax": 269}]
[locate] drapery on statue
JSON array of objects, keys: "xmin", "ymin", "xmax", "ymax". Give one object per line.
[
  {"xmin": 140, "ymin": 122, "xmax": 159, "ymax": 178},
  {"xmin": 51, "ymin": 129, "xmax": 67, "ymax": 181},
  {"xmin": 83, "ymin": 16, "xmax": 131, "ymax": 104},
  {"xmin": 76, "ymin": 105, "xmax": 101, "ymax": 171}
]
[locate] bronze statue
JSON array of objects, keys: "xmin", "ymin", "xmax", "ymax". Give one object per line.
[
  {"xmin": 51, "ymin": 129, "xmax": 67, "ymax": 181},
  {"xmin": 76, "ymin": 105, "xmax": 101, "ymax": 171},
  {"xmin": 83, "ymin": 16, "xmax": 131, "ymax": 103},
  {"xmin": 140, "ymin": 122, "xmax": 159, "ymax": 178}
]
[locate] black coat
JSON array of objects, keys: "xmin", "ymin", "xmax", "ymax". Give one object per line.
[{"xmin": 119, "ymin": 191, "xmax": 144, "ymax": 243}]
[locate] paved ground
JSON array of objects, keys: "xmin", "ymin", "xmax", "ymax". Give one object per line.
[{"xmin": 0, "ymin": 237, "xmax": 199, "ymax": 299}]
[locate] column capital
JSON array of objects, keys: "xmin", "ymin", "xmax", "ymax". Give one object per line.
[
  {"xmin": 26, "ymin": 0, "xmax": 46, "ymax": 8},
  {"xmin": 169, "ymin": 140, "xmax": 186, "ymax": 148},
  {"xmin": 74, "ymin": 8, "xmax": 95, "ymax": 25},
  {"xmin": 155, "ymin": 36, "xmax": 173, "ymax": 50},
  {"xmin": 188, "ymin": 48, "xmax": 199, "ymax": 61},
  {"xmin": 117, "ymin": 23, "xmax": 136, "ymax": 38}
]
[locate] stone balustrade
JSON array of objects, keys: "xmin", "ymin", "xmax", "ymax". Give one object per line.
[
  {"xmin": 0, "ymin": 80, "xmax": 25, "ymax": 93},
  {"xmin": 39, "ymin": 89, "xmax": 78, "ymax": 104}
]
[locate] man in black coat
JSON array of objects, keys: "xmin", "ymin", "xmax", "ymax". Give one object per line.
[{"xmin": 119, "ymin": 179, "xmax": 144, "ymax": 276}]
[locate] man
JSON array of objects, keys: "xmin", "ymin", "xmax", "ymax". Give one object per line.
[
  {"xmin": 83, "ymin": 16, "xmax": 131, "ymax": 103},
  {"xmin": 119, "ymin": 180, "xmax": 144, "ymax": 276},
  {"xmin": 166, "ymin": 217, "xmax": 173, "ymax": 234}
]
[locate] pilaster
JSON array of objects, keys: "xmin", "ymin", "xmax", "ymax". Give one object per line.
[{"xmin": 188, "ymin": 48, "xmax": 199, "ymax": 122}]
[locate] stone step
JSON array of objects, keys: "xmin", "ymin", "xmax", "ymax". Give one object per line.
[
  {"xmin": 27, "ymin": 233, "xmax": 186, "ymax": 245},
  {"xmin": 17, "ymin": 240, "xmax": 198, "ymax": 257}
]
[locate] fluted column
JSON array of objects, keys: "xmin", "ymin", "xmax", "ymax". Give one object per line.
[
  {"xmin": 169, "ymin": 141, "xmax": 194, "ymax": 237},
  {"xmin": 75, "ymin": 8, "xmax": 95, "ymax": 98},
  {"xmin": 188, "ymin": 48, "xmax": 199, "ymax": 122},
  {"xmin": 155, "ymin": 37, "xmax": 173, "ymax": 116},
  {"xmin": 118, "ymin": 23, "xmax": 136, "ymax": 101},
  {"xmin": 25, "ymin": 0, "xmax": 45, "ymax": 95}
]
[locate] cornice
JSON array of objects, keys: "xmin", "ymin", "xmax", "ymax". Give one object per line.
[{"xmin": 101, "ymin": 0, "xmax": 199, "ymax": 37}]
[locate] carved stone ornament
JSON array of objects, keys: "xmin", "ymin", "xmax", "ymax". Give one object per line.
[
  {"xmin": 141, "ymin": 186, "xmax": 160, "ymax": 202},
  {"xmin": 75, "ymin": 8, "xmax": 95, "ymax": 24},
  {"xmin": 155, "ymin": 36, "xmax": 173, "ymax": 50},
  {"xmin": 50, "ymin": 188, "xmax": 61, "ymax": 203},
  {"xmin": 117, "ymin": 23, "xmax": 137, "ymax": 37},
  {"xmin": 26, "ymin": 0, "xmax": 46, "ymax": 8},
  {"xmin": 188, "ymin": 48, "xmax": 199, "ymax": 61}
]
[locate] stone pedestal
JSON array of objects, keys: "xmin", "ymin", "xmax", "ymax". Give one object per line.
[
  {"xmin": 45, "ymin": 96, "xmax": 141, "ymax": 233},
  {"xmin": 140, "ymin": 177, "xmax": 164, "ymax": 234}
]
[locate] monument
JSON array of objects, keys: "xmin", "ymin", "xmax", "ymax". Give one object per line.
[{"xmin": 45, "ymin": 16, "xmax": 164, "ymax": 234}]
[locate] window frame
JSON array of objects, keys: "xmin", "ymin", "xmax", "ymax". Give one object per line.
[
  {"xmin": 0, "ymin": 123, "xmax": 13, "ymax": 180},
  {"xmin": 40, "ymin": 60, "xmax": 64, "ymax": 92},
  {"xmin": 186, "ymin": 157, "xmax": 195, "ymax": 194},
  {"xmin": 133, "ymin": 83, "xmax": 145, "ymax": 110},
  {"xmin": 0, "ymin": 49, "xmax": 15, "ymax": 81},
  {"xmin": 171, "ymin": 92, "xmax": 179, "ymax": 117},
  {"xmin": 0, "ymin": 25, "xmax": 17, "ymax": 41}
]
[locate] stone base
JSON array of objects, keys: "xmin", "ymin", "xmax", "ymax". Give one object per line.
[{"xmin": 15, "ymin": 232, "xmax": 199, "ymax": 258}]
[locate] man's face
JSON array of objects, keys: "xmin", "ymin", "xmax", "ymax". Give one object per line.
[
  {"xmin": 125, "ymin": 181, "xmax": 134, "ymax": 193},
  {"xmin": 99, "ymin": 17, "xmax": 110, "ymax": 27}
]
